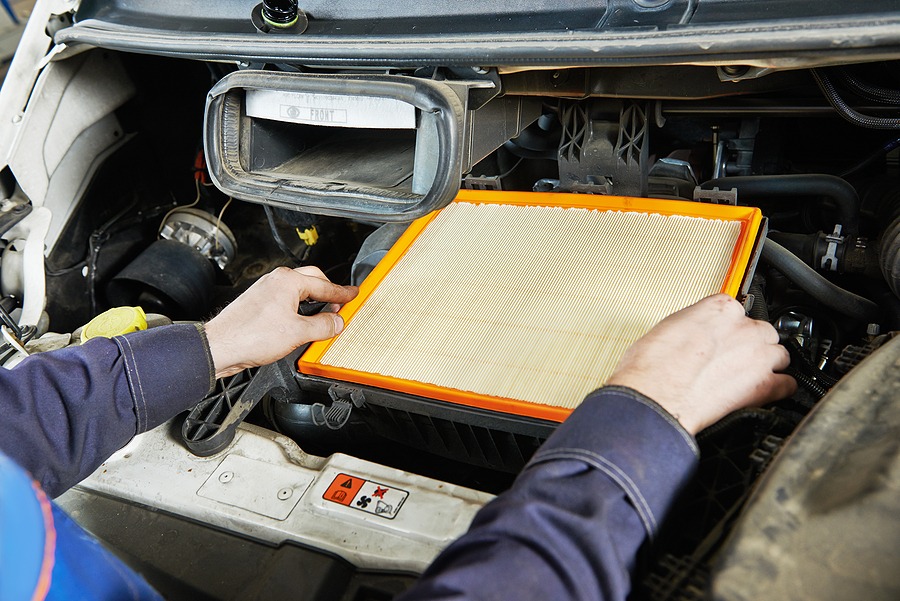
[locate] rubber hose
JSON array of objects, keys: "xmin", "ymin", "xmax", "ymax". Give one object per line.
[
  {"xmin": 812, "ymin": 69, "xmax": 900, "ymax": 131},
  {"xmin": 701, "ymin": 174, "xmax": 860, "ymax": 236},
  {"xmin": 761, "ymin": 238, "xmax": 880, "ymax": 322}
]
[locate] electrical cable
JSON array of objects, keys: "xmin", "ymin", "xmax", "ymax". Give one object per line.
[
  {"xmin": 812, "ymin": 69, "xmax": 900, "ymax": 131},
  {"xmin": 158, "ymin": 179, "xmax": 201, "ymax": 236},
  {"xmin": 496, "ymin": 156, "xmax": 525, "ymax": 179},
  {"xmin": 834, "ymin": 67, "xmax": 900, "ymax": 105},
  {"xmin": 838, "ymin": 136, "xmax": 900, "ymax": 178},
  {"xmin": 214, "ymin": 197, "xmax": 232, "ymax": 252},
  {"xmin": 785, "ymin": 367, "xmax": 828, "ymax": 400},
  {"xmin": 264, "ymin": 205, "xmax": 309, "ymax": 265}
]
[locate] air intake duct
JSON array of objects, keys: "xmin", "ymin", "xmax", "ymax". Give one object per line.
[{"xmin": 204, "ymin": 70, "xmax": 539, "ymax": 222}]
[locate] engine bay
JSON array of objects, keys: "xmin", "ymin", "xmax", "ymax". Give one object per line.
[{"xmin": 2, "ymin": 2, "xmax": 900, "ymax": 598}]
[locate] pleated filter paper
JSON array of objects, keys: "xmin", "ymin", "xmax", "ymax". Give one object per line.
[{"xmin": 300, "ymin": 191, "xmax": 762, "ymax": 422}]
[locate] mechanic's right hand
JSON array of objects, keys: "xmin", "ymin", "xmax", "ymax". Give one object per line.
[
  {"xmin": 606, "ymin": 294, "xmax": 796, "ymax": 435},
  {"xmin": 204, "ymin": 266, "xmax": 358, "ymax": 379}
]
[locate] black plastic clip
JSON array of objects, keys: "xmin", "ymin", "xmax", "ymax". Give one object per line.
[{"xmin": 311, "ymin": 386, "xmax": 366, "ymax": 430}]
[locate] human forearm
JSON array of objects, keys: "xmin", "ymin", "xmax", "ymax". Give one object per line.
[
  {"xmin": 398, "ymin": 386, "xmax": 698, "ymax": 601},
  {"xmin": 0, "ymin": 324, "xmax": 213, "ymax": 497}
]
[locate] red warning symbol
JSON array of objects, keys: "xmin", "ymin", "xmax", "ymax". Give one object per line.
[{"xmin": 324, "ymin": 473, "xmax": 365, "ymax": 506}]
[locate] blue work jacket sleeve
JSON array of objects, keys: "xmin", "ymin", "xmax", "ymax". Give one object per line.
[
  {"xmin": 0, "ymin": 324, "xmax": 215, "ymax": 498},
  {"xmin": 398, "ymin": 385, "xmax": 699, "ymax": 601}
]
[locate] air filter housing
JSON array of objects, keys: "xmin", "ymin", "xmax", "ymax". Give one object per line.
[{"xmin": 300, "ymin": 190, "xmax": 763, "ymax": 423}]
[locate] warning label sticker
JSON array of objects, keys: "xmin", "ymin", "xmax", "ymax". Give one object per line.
[{"xmin": 323, "ymin": 473, "xmax": 408, "ymax": 520}]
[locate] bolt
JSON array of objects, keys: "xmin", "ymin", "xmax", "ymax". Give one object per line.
[
  {"xmin": 720, "ymin": 65, "xmax": 750, "ymax": 78},
  {"xmin": 867, "ymin": 323, "xmax": 881, "ymax": 336},
  {"xmin": 277, "ymin": 487, "xmax": 293, "ymax": 500},
  {"xmin": 219, "ymin": 471, "xmax": 234, "ymax": 483}
]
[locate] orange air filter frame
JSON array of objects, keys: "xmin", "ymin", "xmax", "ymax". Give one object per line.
[{"xmin": 299, "ymin": 189, "xmax": 764, "ymax": 423}]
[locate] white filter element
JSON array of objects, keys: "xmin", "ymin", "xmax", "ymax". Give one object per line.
[{"xmin": 322, "ymin": 202, "xmax": 742, "ymax": 411}]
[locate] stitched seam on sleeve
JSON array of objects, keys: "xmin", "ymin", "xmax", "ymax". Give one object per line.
[
  {"xmin": 529, "ymin": 448, "xmax": 658, "ymax": 538},
  {"xmin": 598, "ymin": 386, "xmax": 699, "ymax": 455},
  {"xmin": 117, "ymin": 337, "xmax": 148, "ymax": 433},
  {"xmin": 113, "ymin": 337, "xmax": 144, "ymax": 433},
  {"xmin": 195, "ymin": 323, "xmax": 216, "ymax": 394}
]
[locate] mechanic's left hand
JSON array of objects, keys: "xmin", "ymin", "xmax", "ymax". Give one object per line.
[{"xmin": 204, "ymin": 266, "xmax": 358, "ymax": 379}]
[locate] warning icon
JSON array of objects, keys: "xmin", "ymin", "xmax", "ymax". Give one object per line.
[
  {"xmin": 375, "ymin": 500, "xmax": 393, "ymax": 516},
  {"xmin": 323, "ymin": 473, "xmax": 365, "ymax": 506},
  {"xmin": 323, "ymin": 473, "xmax": 408, "ymax": 518}
]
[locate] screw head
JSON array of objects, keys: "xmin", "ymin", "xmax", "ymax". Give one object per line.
[
  {"xmin": 218, "ymin": 471, "xmax": 234, "ymax": 483},
  {"xmin": 277, "ymin": 487, "xmax": 293, "ymax": 500}
]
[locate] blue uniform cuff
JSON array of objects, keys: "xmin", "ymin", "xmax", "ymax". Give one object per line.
[{"xmin": 527, "ymin": 385, "xmax": 699, "ymax": 539}]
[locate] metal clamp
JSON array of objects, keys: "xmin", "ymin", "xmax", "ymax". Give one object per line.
[{"xmin": 820, "ymin": 224, "xmax": 843, "ymax": 272}]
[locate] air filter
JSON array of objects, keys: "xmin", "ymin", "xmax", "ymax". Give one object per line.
[{"xmin": 299, "ymin": 190, "xmax": 762, "ymax": 422}]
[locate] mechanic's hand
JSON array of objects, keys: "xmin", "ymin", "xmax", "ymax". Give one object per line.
[
  {"xmin": 204, "ymin": 266, "xmax": 358, "ymax": 379},
  {"xmin": 606, "ymin": 294, "xmax": 796, "ymax": 435}
]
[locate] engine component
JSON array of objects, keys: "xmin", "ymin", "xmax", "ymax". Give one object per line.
[
  {"xmin": 251, "ymin": 0, "xmax": 309, "ymax": 34},
  {"xmin": 81, "ymin": 306, "xmax": 148, "ymax": 341},
  {"xmin": 767, "ymin": 228, "xmax": 880, "ymax": 277},
  {"xmin": 760, "ymin": 238, "xmax": 880, "ymax": 322},
  {"xmin": 159, "ymin": 207, "xmax": 236, "ymax": 270},
  {"xmin": 262, "ymin": 0, "xmax": 298, "ymax": 27},
  {"xmin": 106, "ymin": 239, "xmax": 217, "ymax": 320},
  {"xmin": 774, "ymin": 311, "xmax": 814, "ymax": 347},
  {"xmin": 300, "ymin": 189, "xmax": 763, "ymax": 422},
  {"xmin": 880, "ymin": 213, "xmax": 900, "ymax": 298},
  {"xmin": 833, "ymin": 331, "xmax": 897, "ymax": 374},
  {"xmin": 350, "ymin": 222, "xmax": 408, "ymax": 286},
  {"xmin": 700, "ymin": 174, "xmax": 861, "ymax": 236}
]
